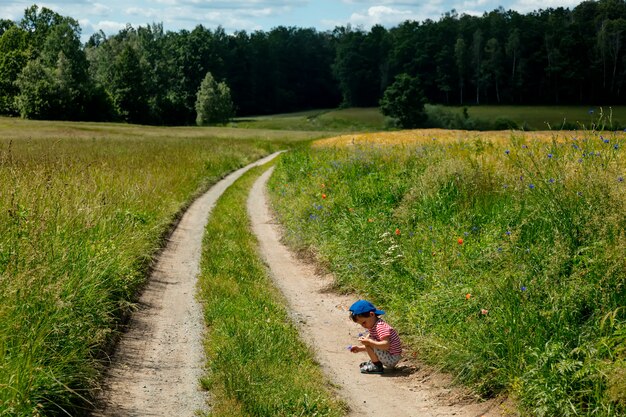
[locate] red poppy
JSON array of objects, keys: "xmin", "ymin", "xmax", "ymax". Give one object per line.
[
  {"xmin": 395, "ymin": 228, "xmax": 401, "ymax": 236},
  {"xmin": 458, "ymin": 238, "xmax": 464, "ymax": 245},
  {"xmin": 322, "ymin": 193, "xmax": 327, "ymax": 199}
]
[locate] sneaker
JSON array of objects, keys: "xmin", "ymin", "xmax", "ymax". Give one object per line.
[
  {"xmin": 359, "ymin": 360, "xmax": 371, "ymax": 368},
  {"xmin": 360, "ymin": 361, "xmax": 384, "ymax": 374}
]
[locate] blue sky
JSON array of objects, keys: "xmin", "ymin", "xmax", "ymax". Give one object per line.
[{"xmin": 2, "ymin": 0, "xmax": 582, "ymax": 41}]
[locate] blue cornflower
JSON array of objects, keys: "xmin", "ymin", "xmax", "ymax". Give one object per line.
[
  {"xmin": 506, "ymin": 230, "xmax": 511, "ymax": 236},
  {"xmin": 588, "ymin": 108, "xmax": 595, "ymax": 114},
  {"xmin": 549, "ymin": 178, "xmax": 555, "ymax": 183},
  {"xmin": 572, "ymin": 144, "xmax": 579, "ymax": 150},
  {"xmin": 505, "ymin": 149, "xmax": 510, "ymax": 155},
  {"xmin": 618, "ymin": 176, "xmax": 624, "ymax": 182},
  {"xmin": 614, "ymin": 144, "xmax": 619, "ymax": 150},
  {"xmin": 521, "ymin": 286, "xmax": 527, "ymax": 291},
  {"xmin": 604, "ymin": 139, "xmax": 610, "ymax": 144},
  {"xmin": 529, "ymin": 184, "xmax": 535, "ymax": 189},
  {"xmin": 522, "ymin": 145, "xmax": 528, "ymax": 149},
  {"xmin": 548, "ymin": 153, "xmax": 553, "ymax": 158},
  {"xmin": 578, "ymin": 158, "xmax": 583, "ymax": 163},
  {"xmin": 578, "ymin": 191, "xmax": 583, "ymax": 197}
]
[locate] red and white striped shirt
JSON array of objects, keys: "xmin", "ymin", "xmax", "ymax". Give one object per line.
[{"xmin": 369, "ymin": 319, "xmax": 402, "ymax": 355}]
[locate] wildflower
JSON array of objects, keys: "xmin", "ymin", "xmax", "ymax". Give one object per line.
[
  {"xmin": 466, "ymin": 293, "xmax": 471, "ymax": 300},
  {"xmin": 578, "ymin": 158, "xmax": 583, "ymax": 163},
  {"xmin": 618, "ymin": 177, "xmax": 624, "ymax": 182},
  {"xmin": 505, "ymin": 230, "xmax": 511, "ymax": 236},
  {"xmin": 505, "ymin": 149, "xmax": 510, "ymax": 155},
  {"xmin": 549, "ymin": 178, "xmax": 555, "ymax": 183},
  {"xmin": 395, "ymin": 228, "xmax": 401, "ymax": 236},
  {"xmin": 458, "ymin": 238, "xmax": 464, "ymax": 245},
  {"xmin": 614, "ymin": 144, "xmax": 619, "ymax": 150},
  {"xmin": 481, "ymin": 309, "xmax": 489, "ymax": 315},
  {"xmin": 572, "ymin": 144, "xmax": 579, "ymax": 150},
  {"xmin": 602, "ymin": 137, "xmax": 610, "ymax": 144},
  {"xmin": 521, "ymin": 286, "xmax": 527, "ymax": 291},
  {"xmin": 522, "ymin": 145, "xmax": 528, "ymax": 149},
  {"xmin": 321, "ymin": 193, "xmax": 327, "ymax": 199},
  {"xmin": 529, "ymin": 184, "xmax": 535, "ymax": 189},
  {"xmin": 321, "ymin": 183, "xmax": 325, "ymax": 188},
  {"xmin": 368, "ymin": 218, "xmax": 374, "ymax": 223},
  {"xmin": 577, "ymin": 191, "xmax": 583, "ymax": 197},
  {"xmin": 348, "ymin": 207, "xmax": 354, "ymax": 212},
  {"xmin": 548, "ymin": 153, "xmax": 553, "ymax": 158}
]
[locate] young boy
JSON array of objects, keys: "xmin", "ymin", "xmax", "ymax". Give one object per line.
[{"xmin": 348, "ymin": 299, "xmax": 402, "ymax": 374}]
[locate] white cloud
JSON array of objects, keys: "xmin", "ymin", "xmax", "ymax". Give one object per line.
[
  {"xmin": 93, "ymin": 20, "xmax": 129, "ymax": 32},
  {"xmin": 347, "ymin": 5, "xmax": 424, "ymax": 28}
]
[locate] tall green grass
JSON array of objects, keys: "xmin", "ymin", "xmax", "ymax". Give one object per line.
[
  {"xmin": 268, "ymin": 132, "xmax": 626, "ymax": 416},
  {"xmin": 0, "ymin": 120, "xmax": 286, "ymax": 416},
  {"xmin": 198, "ymin": 163, "xmax": 345, "ymax": 416}
]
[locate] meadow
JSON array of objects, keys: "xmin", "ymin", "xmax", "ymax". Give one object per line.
[
  {"xmin": 2, "ymin": 107, "xmax": 625, "ymax": 416},
  {"xmin": 0, "ymin": 117, "xmax": 323, "ymax": 415},
  {"xmin": 268, "ymin": 129, "xmax": 626, "ymax": 416},
  {"xmin": 234, "ymin": 105, "xmax": 626, "ymax": 133}
]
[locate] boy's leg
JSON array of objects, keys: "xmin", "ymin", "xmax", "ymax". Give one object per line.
[{"xmin": 364, "ymin": 345, "xmax": 379, "ymax": 362}]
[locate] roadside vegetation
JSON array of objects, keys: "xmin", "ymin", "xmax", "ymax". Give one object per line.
[
  {"xmin": 0, "ymin": 117, "xmax": 314, "ymax": 416},
  {"xmin": 197, "ymin": 163, "xmax": 345, "ymax": 416},
  {"xmin": 268, "ymin": 129, "xmax": 626, "ymax": 416}
]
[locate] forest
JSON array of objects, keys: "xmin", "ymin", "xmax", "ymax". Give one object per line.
[{"xmin": 1, "ymin": 0, "xmax": 626, "ymax": 125}]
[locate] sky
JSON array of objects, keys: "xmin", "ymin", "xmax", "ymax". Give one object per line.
[{"xmin": 1, "ymin": 0, "xmax": 583, "ymax": 42}]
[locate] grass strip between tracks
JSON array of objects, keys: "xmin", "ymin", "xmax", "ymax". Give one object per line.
[{"xmin": 197, "ymin": 161, "xmax": 345, "ymax": 417}]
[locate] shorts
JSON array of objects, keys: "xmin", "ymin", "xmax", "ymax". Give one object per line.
[{"xmin": 374, "ymin": 348, "xmax": 402, "ymax": 368}]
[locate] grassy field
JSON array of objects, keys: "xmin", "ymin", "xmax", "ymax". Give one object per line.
[
  {"xmin": 198, "ymin": 162, "xmax": 345, "ymax": 416},
  {"xmin": 268, "ymin": 129, "xmax": 626, "ymax": 416},
  {"xmin": 2, "ymin": 106, "xmax": 625, "ymax": 416},
  {"xmin": 0, "ymin": 117, "xmax": 326, "ymax": 416},
  {"xmin": 430, "ymin": 105, "xmax": 626, "ymax": 131},
  {"xmin": 231, "ymin": 105, "xmax": 626, "ymax": 133},
  {"xmin": 231, "ymin": 107, "xmax": 386, "ymax": 132}
]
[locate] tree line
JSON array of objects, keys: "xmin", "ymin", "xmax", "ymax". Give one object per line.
[{"xmin": 1, "ymin": 1, "xmax": 626, "ymax": 125}]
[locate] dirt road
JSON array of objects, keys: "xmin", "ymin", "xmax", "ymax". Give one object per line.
[
  {"xmin": 248, "ymin": 167, "xmax": 507, "ymax": 417},
  {"xmin": 94, "ymin": 156, "xmax": 509, "ymax": 417},
  {"xmin": 93, "ymin": 152, "xmax": 282, "ymax": 417}
]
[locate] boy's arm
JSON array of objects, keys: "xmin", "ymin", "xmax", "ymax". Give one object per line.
[{"xmin": 359, "ymin": 336, "xmax": 390, "ymax": 351}]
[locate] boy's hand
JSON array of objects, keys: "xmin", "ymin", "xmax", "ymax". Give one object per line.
[
  {"xmin": 358, "ymin": 336, "xmax": 371, "ymax": 346},
  {"xmin": 348, "ymin": 345, "xmax": 364, "ymax": 353}
]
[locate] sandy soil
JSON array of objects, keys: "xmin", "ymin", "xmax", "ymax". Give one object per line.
[
  {"xmin": 248, "ymin": 167, "xmax": 511, "ymax": 417},
  {"xmin": 92, "ymin": 152, "xmax": 282, "ymax": 417}
]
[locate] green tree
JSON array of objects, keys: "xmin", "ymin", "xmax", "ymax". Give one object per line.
[
  {"xmin": 0, "ymin": 25, "xmax": 29, "ymax": 114},
  {"xmin": 14, "ymin": 58, "xmax": 57, "ymax": 118},
  {"xmin": 379, "ymin": 73, "xmax": 427, "ymax": 128},
  {"xmin": 195, "ymin": 72, "xmax": 234, "ymax": 125}
]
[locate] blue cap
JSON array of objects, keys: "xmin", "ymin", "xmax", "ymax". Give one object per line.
[{"xmin": 349, "ymin": 300, "xmax": 385, "ymax": 316}]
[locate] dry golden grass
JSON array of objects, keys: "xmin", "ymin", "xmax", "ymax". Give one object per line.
[{"xmin": 313, "ymin": 128, "xmax": 577, "ymax": 147}]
